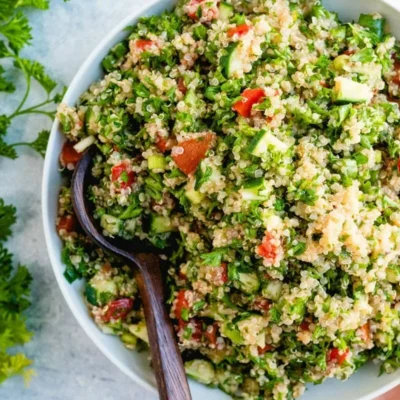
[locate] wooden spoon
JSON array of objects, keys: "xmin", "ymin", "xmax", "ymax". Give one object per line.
[{"xmin": 71, "ymin": 151, "xmax": 192, "ymax": 400}]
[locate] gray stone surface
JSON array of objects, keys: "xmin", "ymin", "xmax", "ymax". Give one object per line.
[{"xmin": 0, "ymin": 1, "xmax": 157, "ymax": 399}]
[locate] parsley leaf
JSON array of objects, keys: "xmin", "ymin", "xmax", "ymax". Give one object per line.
[
  {"xmin": 15, "ymin": 0, "xmax": 49, "ymax": 9},
  {"xmin": 194, "ymin": 165, "xmax": 212, "ymax": 191},
  {"xmin": 0, "ymin": 41, "xmax": 10, "ymax": 57},
  {"xmin": 0, "ymin": 199, "xmax": 16, "ymax": 242},
  {"xmin": 0, "ymin": 12, "xmax": 32, "ymax": 52},
  {"xmin": 26, "ymin": 129, "xmax": 49, "ymax": 157},
  {"xmin": 0, "ymin": 65, "xmax": 15, "ymax": 92},
  {"xmin": 200, "ymin": 248, "xmax": 228, "ymax": 266},
  {"xmin": 14, "ymin": 58, "xmax": 57, "ymax": 93},
  {"xmin": 0, "ymin": 137, "xmax": 17, "ymax": 159},
  {"xmin": 0, "ymin": 0, "xmax": 18, "ymax": 22}
]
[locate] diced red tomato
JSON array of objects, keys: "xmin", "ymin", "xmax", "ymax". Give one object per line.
[
  {"xmin": 397, "ymin": 159, "xmax": 400, "ymax": 174},
  {"xmin": 60, "ymin": 141, "xmax": 82, "ymax": 167},
  {"xmin": 343, "ymin": 49, "xmax": 355, "ymax": 56},
  {"xmin": 327, "ymin": 347, "xmax": 349, "ymax": 365},
  {"xmin": 232, "ymin": 88, "xmax": 265, "ymax": 118},
  {"xmin": 57, "ymin": 215, "xmax": 77, "ymax": 233},
  {"xmin": 156, "ymin": 135, "xmax": 168, "ymax": 153},
  {"xmin": 205, "ymin": 323, "xmax": 218, "ymax": 345},
  {"xmin": 172, "ymin": 133, "xmax": 214, "ymax": 175},
  {"xmin": 179, "ymin": 318, "xmax": 203, "ymax": 341},
  {"xmin": 135, "ymin": 39, "xmax": 154, "ymax": 50},
  {"xmin": 178, "ymin": 77, "xmax": 187, "ymax": 94},
  {"xmin": 227, "ymin": 24, "xmax": 251, "ymax": 37},
  {"xmin": 174, "ymin": 290, "xmax": 190, "ymax": 320},
  {"xmin": 258, "ymin": 344, "xmax": 273, "ymax": 355},
  {"xmin": 102, "ymin": 298, "xmax": 134, "ymax": 323},
  {"xmin": 111, "ymin": 164, "xmax": 135, "ymax": 189},
  {"xmin": 257, "ymin": 232, "xmax": 279, "ymax": 263},
  {"xmin": 253, "ymin": 298, "xmax": 271, "ymax": 313},
  {"xmin": 360, "ymin": 322, "xmax": 371, "ymax": 343}
]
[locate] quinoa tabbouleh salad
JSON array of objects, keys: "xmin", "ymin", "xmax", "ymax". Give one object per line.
[{"xmin": 56, "ymin": 0, "xmax": 400, "ymax": 398}]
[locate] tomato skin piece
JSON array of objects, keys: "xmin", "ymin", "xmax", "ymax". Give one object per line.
[
  {"xmin": 327, "ymin": 348, "xmax": 349, "ymax": 365},
  {"xmin": 232, "ymin": 88, "xmax": 265, "ymax": 117},
  {"xmin": 102, "ymin": 298, "xmax": 134, "ymax": 323},
  {"xmin": 397, "ymin": 159, "xmax": 400, "ymax": 174},
  {"xmin": 253, "ymin": 298, "xmax": 271, "ymax": 313},
  {"xmin": 258, "ymin": 344, "xmax": 273, "ymax": 355},
  {"xmin": 257, "ymin": 232, "xmax": 279, "ymax": 263},
  {"xmin": 60, "ymin": 141, "xmax": 82, "ymax": 167},
  {"xmin": 177, "ymin": 77, "xmax": 187, "ymax": 94},
  {"xmin": 174, "ymin": 290, "xmax": 190, "ymax": 320},
  {"xmin": 227, "ymin": 24, "xmax": 251, "ymax": 37},
  {"xmin": 205, "ymin": 323, "xmax": 218, "ymax": 345},
  {"xmin": 135, "ymin": 39, "xmax": 154, "ymax": 50},
  {"xmin": 57, "ymin": 215, "xmax": 77, "ymax": 233},
  {"xmin": 172, "ymin": 133, "xmax": 214, "ymax": 175},
  {"xmin": 156, "ymin": 135, "xmax": 168, "ymax": 153},
  {"xmin": 111, "ymin": 164, "xmax": 135, "ymax": 189}
]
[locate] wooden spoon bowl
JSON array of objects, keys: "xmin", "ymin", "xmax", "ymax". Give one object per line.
[{"xmin": 71, "ymin": 151, "xmax": 191, "ymax": 400}]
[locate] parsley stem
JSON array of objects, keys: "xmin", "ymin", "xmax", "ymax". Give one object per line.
[
  {"xmin": 13, "ymin": 109, "xmax": 55, "ymax": 119},
  {"xmin": 9, "ymin": 56, "xmax": 32, "ymax": 119},
  {"xmin": 14, "ymin": 98, "xmax": 53, "ymax": 115}
]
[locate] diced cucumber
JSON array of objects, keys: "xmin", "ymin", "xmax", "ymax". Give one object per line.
[
  {"xmin": 185, "ymin": 187, "xmax": 205, "ymax": 204},
  {"xmin": 332, "ymin": 54, "xmax": 350, "ymax": 71},
  {"xmin": 129, "ymin": 321, "xmax": 149, "ymax": 343},
  {"xmin": 219, "ymin": 2, "xmax": 234, "ymax": 22},
  {"xmin": 121, "ymin": 332, "xmax": 137, "ymax": 346},
  {"xmin": 248, "ymin": 129, "xmax": 289, "ymax": 157},
  {"xmin": 333, "ymin": 77, "xmax": 373, "ymax": 104},
  {"xmin": 221, "ymin": 322, "xmax": 244, "ymax": 345},
  {"xmin": 185, "ymin": 360, "xmax": 215, "ymax": 385},
  {"xmin": 261, "ymin": 280, "xmax": 283, "ymax": 301},
  {"xmin": 240, "ymin": 178, "xmax": 270, "ymax": 201},
  {"xmin": 148, "ymin": 155, "xmax": 167, "ymax": 171},
  {"xmin": 358, "ymin": 14, "xmax": 385, "ymax": 40},
  {"xmin": 150, "ymin": 214, "xmax": 174, "ymax": 234},
  {"xmin": 100, "ymin": 214, "xmax": 122, "ymax": 236},
  {"xmin": 221, "ymin": 43, "xmax": 243, "ymax": 78},
  {"xmin": 86, "ymin": 274, "xmax": 118, "ymax": 306},
  {"xmin": 85, "ymin": 106, "xmax": 98, "ymax": 135},
  {"xmin": 184, "ymin": 89, "xmax": 197, "ymax": 107},
  {"xmin": 237, "ymin": 272, "xmax": 260, "ymax": 294},
  {"xmin": 185, "ymin": 177, "xmax": 205, "ymax": 204},
  {"xmin": 216, "ymin": 370, "xmax": 242, "ymax": 394}
]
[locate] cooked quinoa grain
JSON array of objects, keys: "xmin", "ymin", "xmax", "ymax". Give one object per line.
[{"xmin": 57, "ymin": 1, "xmax": 400, "ymax": 398}]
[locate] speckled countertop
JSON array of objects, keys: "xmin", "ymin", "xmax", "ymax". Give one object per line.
[{"xmin": 0, "ymin": 1, "xmax": 157, "ymax": 399}]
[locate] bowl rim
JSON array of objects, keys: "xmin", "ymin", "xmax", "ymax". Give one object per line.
[{"xmin": 42, "ymin": 0, "xmax": 400, "ymax": 398}]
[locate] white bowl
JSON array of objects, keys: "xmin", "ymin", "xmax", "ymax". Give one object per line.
[{"xmin": 42, "ymin": 0, "xmax": 400, "ymax": 398}]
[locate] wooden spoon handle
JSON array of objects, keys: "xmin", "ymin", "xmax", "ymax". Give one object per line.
[{"xmin": 132, "ymin": 254, "xmax": 192, "ymax": 400}]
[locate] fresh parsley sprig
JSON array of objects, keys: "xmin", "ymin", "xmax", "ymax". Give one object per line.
[
  {"xmin": 0, "ymin": 198, "xmax": 34, "ymax": 384},
  {"xmin": 0, "ymin": 0, "xmax": 66, "ymax": 159}
]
